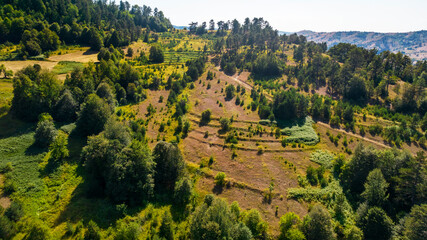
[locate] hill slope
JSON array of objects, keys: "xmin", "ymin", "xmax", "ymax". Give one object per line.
[{"xmin": 298, "ymin": 30, "xmax": 427, "ymax": 61}]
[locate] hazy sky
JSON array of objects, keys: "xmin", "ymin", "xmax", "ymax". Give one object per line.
[{"xmin": 127, "ymin": 0, "xmax": 427, "ymax": 33}]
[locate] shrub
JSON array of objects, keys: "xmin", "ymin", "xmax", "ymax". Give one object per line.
[
  {"xmin": 214, "ymin": 172, "xmax": 226, "ymax": 186},
  {"xmin": 34, "ymin": 117, "xmax": 57, "ymax": 147},
  {"xmin": 257, "ymin": 146, "xmax": 264, "ymax": 155},
  {"xmin": 219, "ymin": 117, "xmax": 231, "ymax": 132},
  {"xmin": 310, "ymin": 150, "xmax": 334, "ymax": 169},
  {"xmin": 225, "ymin": 84, "xmax": 236, "ymax": 99},
  {"xmin": 49, "ymin": 131, "xmax": 69, "ymax": 161}
]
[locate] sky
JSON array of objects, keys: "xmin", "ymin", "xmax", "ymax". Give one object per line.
[{"xmin": 127, "ymin": 0, "xmax": 427, "ymax": 33}]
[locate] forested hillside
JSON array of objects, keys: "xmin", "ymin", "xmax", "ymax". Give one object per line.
[
  {"xmin": 0, "ymin": 5, "xmax": 425, "ymax": 240},
  {"xmin": 299, "ymin": 30, "xmax": 427, "ymax": 61},
  {"xmin": 0, "ymin": 0, "xmax": 171, "ymax": 58}
]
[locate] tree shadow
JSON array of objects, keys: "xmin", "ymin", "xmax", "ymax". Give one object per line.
[
  {"xmin": 275, "ymin": 117, "xmax": 307, "ymax": 130},
  {"xmin": 24, "ymin": 143, "xmax": 46, "ymax": 156},
  {"xmin": 82, "ymin": 50, "xmax": 98, "ymax": 56},
  {"xmin": 0, "ymin": 113, "xmax": 34, "ymax": 139},
  {"xmin": 212, "ymin": 184, "xmax": 224, "ymax": 194}
]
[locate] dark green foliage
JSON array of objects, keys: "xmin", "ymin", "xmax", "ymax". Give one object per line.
[
  {"xmin": 394, "ymin": 151, "xmax": 427, "ymax": 208},
  {"xmin": 0, "ymin": 215, "xmax": 15, "ymax": 239},
  {"xmin": 357, "ymin": 207, "xmax": 393, "ymax": 240},
  {"xmin": 225, "ymin": 84, "xmax": 236, "ymax": 100},
  {"xmin": 76, "ymin": 94, "xmax": 112, "ymax": 136},
  {"xmin": 361, "ymin": 169, "xmax": 389, "ymax": 207},
  {"xmin": 231, "ymin": 222, "xmax": 253, "ymax": 240},
  {"xmin": 186, "ymin": 57, "xmax": 207, "ymax": 81},
  {"xmin": 190, "ymin": 197, "xmax": 257, "ymax": 239},
  {"xmin": 201, "ymin": 109, "xmax": 212, "ymax": 125},
  {"xmin": 342, "ymin": 144, "xmax": 377, "ymax": 195},
  {"xmin": 252, "ymin": 53, "xmax": 284, "ymax": 77},
  {"xmin": 301, "ymin": 204, "xmax": 335, "ymax": 240},
  {"xmin": 149, "ymin": 45, "xmax": 164, "ymax": 63},
  {"xmin": 174, "ymin": 178, "xmax": 192, "ymax": 207},
  {"xmin": 345, "ymin": 76, "xmax": 368, "ymax": 102},
  {"xmin": 103, "ymin": 118, "xmax": 131, "ymax": 149},
  {"xmin": 0, "ymin": 0, "xmax": 172, "ymax": 53},
  {"xmin": 54, "ymin": 89, "xmax": 78, "ymax": 122},
  {"xmin": 153, "ymin": 141, "xmax": 185, "ymax": 191},
  {"xmin": 403, "ymin": 204, "xmax": 427, "ymax": 240},
  {"xmin": 12, "ymin": 65, "xmax": 62, "ymax": 121},
  {"xmin": 244, "ymin": 209, "xmax": 268, "ymax": 239},
  {"xmin": 273, "ymin": 88, "xmax": 308, "ymax": 121},
  {"xmin": 96, "ymin": 83, "xmax": 116, "ymax": 109},
  {"xmin": 219, "ymin": 117, "xmax": 231, "ymax": 132},
  {"xmin": 279, "ymin": 212, "xmax": 304, "ymax": 240},
  {"xmin": 34, "ymin": 117, "xmax": 57, "ymax": 147},
  {"xmin": 159, "ymin": 211, "xmax": 174, "ymax": 240},
  {"xmin": 5, "ymin": 201, "xmax": 24, "ymax": 222},
  {"xmin": 85, "ymin": 220, "xmax": 101, "ymax": 240},
  {"xmin": 82, "ymin": 135, "xmax": 155, "ymax": 203}
]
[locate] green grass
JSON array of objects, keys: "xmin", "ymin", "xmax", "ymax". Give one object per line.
[
  {"xmin": 280, "ymin": 117, "xmax": 319, "ymax": 145},
  {"xmin": 52, "ymin": 61, "xmax": 84, "ymax": 75},
  {"xmin": 0, "ymin": 78, "xmax": 13, "ymax": 115}
]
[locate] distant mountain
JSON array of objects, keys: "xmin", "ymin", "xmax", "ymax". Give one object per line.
[
  {"xmin": 173, "ymin": 25, "xmax": 187, "ymax": 30},
  {"xmin": 297, "ymin": 30, "xmax": 427, "ymax": 61}
]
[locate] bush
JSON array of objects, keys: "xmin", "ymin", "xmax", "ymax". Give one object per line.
[
  {"xmin": 225, "ymin": 84, "xmax": 236, "ymax": 100},
  {"xmin": 34, "ymin": 117, "xmax": 57, "ymax": 147},
  {"xmin": 201, "ymin": 109, "xmax": 212, "ymax": 125},
  {"xmin": 214, "ymin": 172, "xmax": 226, "ymax": 186},
  {"xmin": 49, "ymin": 131, "xmax": 69, "ymax": 161},
  {"xmin": 149, "ymin": 45, "xmax": 164, "ymax": 63},
  {"xmin": 219, "ymin": 117, "xmax": 231, "ymax": 132},
  {"xmin": 310, "ymin": 150, "xmax": 334, "ymax": 169}
]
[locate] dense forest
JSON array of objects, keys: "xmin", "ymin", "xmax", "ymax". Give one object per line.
[
  {"xmin": 0, "ymin": 0, "xmax": 171, "ymax": 57},
  {"xmin": 0, "ymin": 1, "xmax": 425, "ymax": 239}
]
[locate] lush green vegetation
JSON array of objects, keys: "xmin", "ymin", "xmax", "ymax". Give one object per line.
[
  {"xmin": 0, "ymin": 4, "xmax": 425, "ymax": 239},
  {"xmin": 0, "ymin": 0, "xmax": 172, "ymax": 58}
]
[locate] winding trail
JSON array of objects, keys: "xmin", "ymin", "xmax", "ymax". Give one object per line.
[
  {"xmin": 213, "ymin": 67, "xmax": 392, "ymax": 149},
  {"xmin": 317, "ymin": 122, "xmax": 391, "ymax": 149}
]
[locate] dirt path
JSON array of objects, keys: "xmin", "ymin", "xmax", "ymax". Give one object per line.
[
  {"xmin": 213, "ymin": 67, "xmax": 391, "ymax": 149},
  {"xmin": 316, "ymin": 122, "xmax": 391, "ymax": 149},
  {"xmin": 222, "ymin": 70, "xmax": 274, "ymax": 101}
]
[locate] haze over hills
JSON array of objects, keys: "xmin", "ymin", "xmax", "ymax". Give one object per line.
[{"xmin": 296, "ymin": 30, "xmax": 427, "ymax": 61}]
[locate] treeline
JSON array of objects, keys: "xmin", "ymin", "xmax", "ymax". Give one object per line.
[
  {"xmin": 12, "ymin": 46, "xmax": 137, "ymax": 121},
  {"xmin": 338, "ymin": 145, "xmax": 426, "ymax": 239},
  {"xmin": 0, "ymin": 0, "xmax": 172, "ymax": 56},
  {"xmin": 289, "ymin": 42, "xmax": 427, "ymax": 114}
]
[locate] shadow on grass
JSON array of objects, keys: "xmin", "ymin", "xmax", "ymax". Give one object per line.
[
  {"xmin": 56, "ymin": 182, "xmax": 190, "ymax": 229},
  {"xmin": 0, "ymin": 113, "xmax": 34, "ymax": 139},
  {"xmin": 212, "ymin": 184, "xmax": 224, "ymax": 194},
  {"xmin": 275, "ymin": 117, "xmax": 307, "ymax": 129}
]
